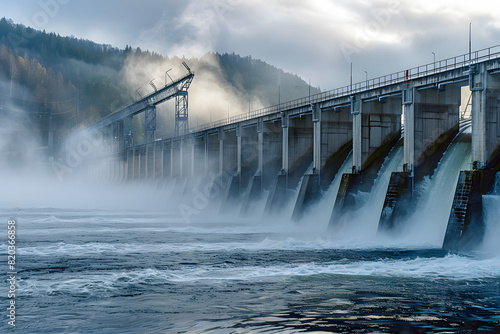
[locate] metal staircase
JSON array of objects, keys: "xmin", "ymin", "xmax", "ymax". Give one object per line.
[{"xmin": 443, "ymin": 171, "xmax": 473, "ymax": 248}]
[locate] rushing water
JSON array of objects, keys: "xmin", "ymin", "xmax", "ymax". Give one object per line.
[{"xmin": 1, "ymin": 207, "xmax": 499, "ymax": 333}]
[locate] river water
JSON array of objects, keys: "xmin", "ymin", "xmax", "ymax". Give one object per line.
[{"xmin": 0, "ymin": 203, "xmax": 499, "ymax": 333}]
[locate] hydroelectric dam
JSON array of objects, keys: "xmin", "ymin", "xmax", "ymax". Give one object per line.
[{"xmin": 64, "ymin": 46, "xmax": 500, "ymax": 251}]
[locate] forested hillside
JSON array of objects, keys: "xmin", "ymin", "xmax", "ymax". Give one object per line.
[{"xmin": 0, "ymin": 17, "xmax": 320, "ymax": 157}]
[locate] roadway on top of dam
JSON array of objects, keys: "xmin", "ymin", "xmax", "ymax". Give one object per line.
[{"xmin": 149, "ymin": 45, "xmax": 500, "ymax": 141}]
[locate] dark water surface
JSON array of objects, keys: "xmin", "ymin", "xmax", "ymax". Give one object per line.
[{"xmin": 1, "ymin": 208, "xmax": 499, "ymax": 333}]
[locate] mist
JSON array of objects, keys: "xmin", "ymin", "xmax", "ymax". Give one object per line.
[
  {"xmin": 0, "ymin": 80, "xmax": 174, "ymax": 213},
  {"xmin": 120, "ymin": 52, "xmax": 267, "ymax": 136}
]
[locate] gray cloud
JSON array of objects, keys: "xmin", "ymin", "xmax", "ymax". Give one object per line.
[
  {"xmin": 135, "ymin": 0, "xmax": 500, "ymax": 89},
  {"xmin": 3, "ymin": 0, "xmax": 500, "ymax": 90}
]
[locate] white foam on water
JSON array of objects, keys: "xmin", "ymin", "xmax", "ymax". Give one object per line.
[
  {"xmin": 477, "ymin": 195, "xmax": 500, "ymax": 257},
  {"xmin": 8, "ymin": 236, "xmax": 396, "ymax": 256},
  {"xmin": 18, "ymin": 253, "xmax": 500, "ymax": 297}
]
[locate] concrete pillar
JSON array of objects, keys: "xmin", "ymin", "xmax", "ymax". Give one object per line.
[
  {"xmin": 257, "ymin": 120, "xmax": 264, "ymax": 175},
  {"xmin": 179, "ymin": 140, "xmax": 184, "ymax": 178},
  {"xmin": 132, "ymin": 147, "xmax": 136, "ymax": 179},
  {"xmin": 191, "ymin": 140, "xmax": 195, "ymax": 177},
  {"xmin": 121, "ymin": 157, "xmax": 125, "ymax": 181},
  {"xmin": 128, "ymin": 148, "xmax": 133, "ymax": 180},
  {"xmin": 352, "ymin": 95, "xmax": 362, "ymax": 173},
  {"xmin": 403, "ymin": 84, "xmax": 415, "ymax": 174},
  {"xmin": 145, "ymin": 145, "xmax": 149, "ymax": 179},
  {"xmin": 138, "ymin": 149, "xmax": 142, "ymax": 180},
  {"xmin": 155, "ymin": 143, "xmax": 161, "ymax": 180},
  {"xmin": 161, "ymin": 142, "xmax": 165, "ymax": 179},
  {"xmin": 237, "ymin": 125, "xmax": 242, "ymax": 178},
  {"xmin": 470, "ymin": 63, "xmax": 500, "ymax": 168},
  {"xmin": 170, "ymin": 142, "xmax": 174, "ymax": 178},
  {"xmin": 152, "ymin": 143, "xmax": 156, "ymax": 179},
  {"xmin": 312, "ymin": 103, "xmax": 321, "ymax": 174},
  {"xmin": 123, "ymin": 116, "xmax": 132, "ymax": 150},
  {"xmin": 125, "ymin": 149, "xmax": 129, "ymax": 181},
  {"xmin": 281, "ymin": 113, "xmax": 289, "ymax": 173},
  {"xmin": 471, "ymin": 64, "xmax": 487, "ymax": 168},
  {"xmin": 219, "ymin": 129, "xmax": 224, "ymax": 175}
]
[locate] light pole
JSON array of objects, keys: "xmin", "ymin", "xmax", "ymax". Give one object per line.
[
  {"xmin": 432, "ymin": 52, "xmax": 436, "ymax": 72},
  {"xmin": 350, "ymin": 62, "xmax": 353, "ymax": 93},
  {"xmin": 364, "ymin": 71, "xmax": 368, "ymax": 81}
]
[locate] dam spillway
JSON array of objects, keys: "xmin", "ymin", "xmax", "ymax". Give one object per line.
[{"xmin": 64, "ymin": 45, "xmax": 500, "ymax": 251}]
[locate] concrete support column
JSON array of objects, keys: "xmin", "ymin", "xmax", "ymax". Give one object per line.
[
  {"xmin": 161, "ymin": 142, "xmax": 165, "ymax": 179},
  {"xmin": 145, "ymin": 145, "xmax": 149, "ymax": 179},
  {"xmin": 138, "ymin": 149, "xmax": 142, "ymax": 180},
  {"xmin": 125, "ymin": 149, "xmax": 129, "ymax": 181},
  {"xmin": 123, "ymin": 116, "xmax": 133, "ymax": 150},
  {"xmin": 132, "ymin": 147, "xmax": 136, "ymax": 179},
  {"xmin": 237, "ymin": 125, "xmax": 242, "ymax": 178},
  {"xmin": 471, "ymin": 64, "xmax": 488, "ymax": 168},
  {"xmin": 152, "ymin": 143, "xmax": 156, "ymax": 179},
  {"xmin": 352, "ymin": 95, "xmax": 362, "ymax": 173},
  {"xmin": 219, "ymin": 129, "xmax": 224, "ymax": 175},
  {"xmin": 312, "ymin": 103, "xmax": 321, "ymax": 175},
  {"xmin": 170, "ymin": 143, "xmax": 174, "ymax": 178},
  {"xmin": 179, "ymin": 141, "xmax": 184, "ymax": 178},
  {"xmin": 281, "ymin": 113, "xmax": 289, "ymax": 173},
  {"xmin": 257, "ymin": 120, "xmax": 264, "ymax": 175},
  {"xmin": 403, "ymin": 84, "xmax": 415, "ymax": 174},
  {"xmin": 190, "ymin": 140, "xmax": 195, "ymax": 177}
]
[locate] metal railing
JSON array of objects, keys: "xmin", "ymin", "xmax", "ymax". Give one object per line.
[{"xmin": 163, "ymin": 44, "xmax": 500, "ymax": 139}]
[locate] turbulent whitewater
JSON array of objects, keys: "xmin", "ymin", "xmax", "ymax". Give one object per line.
[{"xmin": 0, "ymin": 204, "xmax": 499, "ymax": 333}]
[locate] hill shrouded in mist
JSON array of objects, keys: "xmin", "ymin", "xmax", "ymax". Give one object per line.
[{"xmin": 0, "ymin": 17, "xmax": 320, "ymax": 158}]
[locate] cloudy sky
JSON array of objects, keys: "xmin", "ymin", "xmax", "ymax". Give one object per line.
[{"xmin": 2, "ymin": 0, "xmax": 500, "ymax": 89}]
